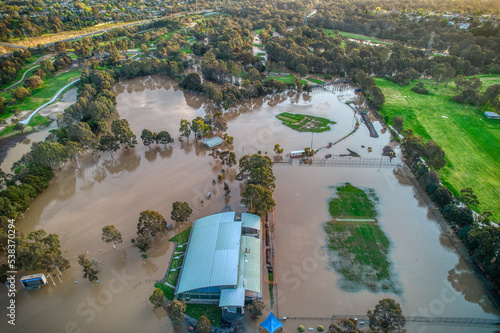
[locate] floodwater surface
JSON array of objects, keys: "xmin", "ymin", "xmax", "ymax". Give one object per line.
[{"xmin": 0, "ymin": 75, "xmax": 498, "ymax": 333}]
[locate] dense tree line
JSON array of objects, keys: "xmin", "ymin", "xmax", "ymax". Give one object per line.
[
  {"xmin": 239, "ymin": 154, "xmax": 276, "ymax": 216},
  {"xmin": 412, "ymin": 159, "xmax": 499, "ymax": 286}
]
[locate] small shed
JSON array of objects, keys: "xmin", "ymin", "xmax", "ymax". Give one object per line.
[
  {"xmin": 484, "ymin": 112, "xmax": 500, "ymax": 119},
  {"xmin": 203, "ymin": 136, "xmax": 224, "ymax": 148}
]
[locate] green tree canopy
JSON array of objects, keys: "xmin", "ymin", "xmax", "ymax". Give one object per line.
[
  {"xmin": 137, "ymin": 210, "xmax": 167, "ymax": 238},
  {"xmin": 171, "ymin": 201, "xmax": 192, "ymax": 223},
  {"xmin": 149, "ymin": 288, "xmax": 165, "ymax": 308},
  {"xmin": 102, "ymin": 225, "xmax": 123, "ymax": 245},
  {"xmin": 31, "ymin": 141, "xmax": 67, "ymax": 170},
  {"xmin": 77, "ymin": 254, "xmax": 99, "ymax": 282},
  {"xmin": 111, "ymin": 119, "xmax": 137, "ymax": 150},
  {"xmin": 17, "ymin": 230, "xmax": 70, "ymax": 272},
  {"xmin": 141, "ymin": 129, "xmax": 156, "ymax": 147},
  {"xmin": 166, "ymin": 299, "xmax": 187, "ymax": 324},
  {"xmin": 367, "ymin": 298, "xmax": 406, "ymax": 333},
  {"xmin": 195, "ymin": 316, "xmax": 212, "ymax": 333}
]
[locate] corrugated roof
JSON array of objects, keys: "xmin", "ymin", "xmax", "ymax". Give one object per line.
[
  {"xmin": 177, "ymin": 212, "xmax": 241, "ymax": 294},
  {"xmin": 240, "ymin": 236, "xmax": 261, "ymax": 293},
  {"xmin": 241, "ymin": 213, "xmax": 261, "ymax": 231},
  {"xmin": 219, "ymin": 288, "xmax": 245, "ymax": 307},
  {"xmin": 203, "ymin": 136, "xmax": 224, "ymax": 148}
]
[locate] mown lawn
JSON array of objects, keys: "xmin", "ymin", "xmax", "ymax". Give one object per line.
[
  {"xmin": 266, "ymin": 74, "xmax": 307, "ymax": 85},
  {"xmin": 1, "ymin": 69, "xmax": 81, "ymax": 118},
  {"xmin": 306, "ymin": 78, "xmax": 324, "ymax": 84},
  {"xmin": 375, "ymin": 76, "xmax": 500, "ymax": 219},
  {"xmin": 329, "ymin": 183, "xmax": 378, "ymax": 219},
  {"xmin": 165, "ymin": 227, "xmax": 191, "ymax": 286},
  {"xmin": 276, "ymin": 112, "xmax": 335, "ymax": 133},
  {"xmin": 324, "ymin": 29, "xmax": 392, "ymax": 45}
]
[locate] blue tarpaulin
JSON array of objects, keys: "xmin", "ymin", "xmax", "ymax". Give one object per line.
[{"xmin": 259, "ymin": 312, "xmax": 283, "ymax": 333}]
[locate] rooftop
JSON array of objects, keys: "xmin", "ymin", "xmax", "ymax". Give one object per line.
[{"xmin": 203, "ymin": 136, "xmax": 224, "ymax": 148}]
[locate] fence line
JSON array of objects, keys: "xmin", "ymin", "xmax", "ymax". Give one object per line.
[
  {"xmin": 274, "ymin": 156, "xmax": 402, "ymax": 169},
  {"xmin": 284, "ymin": 315, "xmax": 500, "ymax": 326}
]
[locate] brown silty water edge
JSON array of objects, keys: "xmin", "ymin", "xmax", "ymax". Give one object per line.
[{"xmin": 0, "ymin": 75, "xmax": 498, "ymax": 333}]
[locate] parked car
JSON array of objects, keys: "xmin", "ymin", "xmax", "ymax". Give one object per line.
[{"xmin": 325, "ymin": 154, "xmax": 332, "ymax": 158}]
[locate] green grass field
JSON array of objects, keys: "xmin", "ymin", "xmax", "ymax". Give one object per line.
[
  {"xmin": 306, "ymin": 78, "xmax": 324, "ymax": 84},
  {"xmin": 375, "ymin": 76, "xmax": 500, "ymax": 219},
  {"xmin": 154, "ymin": 282, "xmax": 221, "ymax": 326},
  {"xmin": 324, "ymin": 220, "xmax": 395, "ymax": 292},
  {"xmin": 329, "ymin": 183, "xmax": 378, "ymax": 219},
  {"xmin": 0, "ymin": 69, "xmax": 81, "ymax": 118},
  {"xmin": 165, "ymin": 227, "xmax": 191, "ymax": 286},
  {"xmin": 324, "ymin": 29, "xmax": 391, "ymax": 45},
  {"xmin": 266, "ymin": 74, "xmax": 307, "ymax": 86},
  {"xmin": 276, "ymin": 112, "xmax": 335, "ymax": 133}
]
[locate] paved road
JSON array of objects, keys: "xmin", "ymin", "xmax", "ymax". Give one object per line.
[
  {"xmin": 21, "ymin": 78, "xmax": 80, "ymax": 125},
  {"xmin": 0, "ymin": 42, "xmax": 28, "ymax": 50}
]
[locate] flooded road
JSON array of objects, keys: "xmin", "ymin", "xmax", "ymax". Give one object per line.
[{"xmin": 0, "ymin": 75, "xmax": 498, "ymax": 333}]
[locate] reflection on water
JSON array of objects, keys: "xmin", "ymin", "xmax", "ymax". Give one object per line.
[{"xmin": 2, "ymin": 75, "xmax": 498, "ymax": 333}]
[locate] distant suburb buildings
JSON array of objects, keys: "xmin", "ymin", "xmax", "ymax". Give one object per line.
[{"xmin": 175, "ymin": 212, "xmax": 262, "ymax": 321}]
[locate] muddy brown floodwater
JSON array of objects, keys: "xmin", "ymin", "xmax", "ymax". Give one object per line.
[{"xmin": 0, "ymin": 75, "xmax": 498, "ymax": 333}]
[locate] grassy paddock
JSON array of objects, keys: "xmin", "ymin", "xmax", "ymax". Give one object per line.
[
  {"xmin": 276, "ymin": 112, "xmax": 335, "ymax": 133},
  {"xmin": 375, "ymin": 76, "xmax": 500, "ymax": 219},
  {"xmin": 324, "ymin": 220, "xmax": 396, "ymax": 292},
  {"xmin": 306, "ymin": 78, "xmax": 324, "ymax": 84},
  {"xmin": 266, "ymin": 74, "xmax": 307, "ymax": 85},
  {"xmin": 329, "ymin": 183, "xmax": 378, "ymax": 219},
  {"xmin": 324, "ymin": 29, "xmax": 392, "ymax": 45}
]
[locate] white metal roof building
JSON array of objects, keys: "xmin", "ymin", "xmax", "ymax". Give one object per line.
[{"xmin": 175, "ymin": 212, "xmax": 261, "ymax": 311}]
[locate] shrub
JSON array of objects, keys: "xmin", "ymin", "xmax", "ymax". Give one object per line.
[
  {"xmin": 317, "ymin": 325, "xmax": 324, "ymax": 331},
  {"xmin": 298, "ymin": 325, "xmax": 305, "ymax": 332}
]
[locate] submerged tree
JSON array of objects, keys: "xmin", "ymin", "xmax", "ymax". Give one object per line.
[
  {"xmin": 77, "ymin": 254, "xmax": 99, "ymax": 282},
  {"xmin": 111, "ymin": 119, "xmax": 137, "ymax": 150},
  {"xmin": 101, "ymin": 225, "xmax": 123, "ymax": 247},
  {"xmin": 171, "ymin": 202, "xmax": 192, "ymax": 223},
  {"xmin": 367, "ymin": 298, "xmax": 406, "ymax": 333}
]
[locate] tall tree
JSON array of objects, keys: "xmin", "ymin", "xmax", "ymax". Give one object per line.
[
  {"xmin": 425, "ymin": 140, "xmax": 446, "ymax": 170},
  {"xmin": 111, "ymin": 119, "xmax": 137, "ymax": 150},
  {"xmin": 196, "ymin": 316, "xmax": 212, "ymax": 333},
  {"xmin": 101, "ymin": 225, "xmax": 123, "ymax": 246},
  {"xmin": 179, "ymin": 119, "xmax": 191, "ymax": 139},
  {"xmin": 77, "ymin": 254, "xmax": 99, "ymax": 282},
  {"xmin": 135, "ymin": 233, "xmax": 152, "ymax": 255},
  {"xmin": 367, "ymin": 298, "xmax": 406, "ymax": 333},
  {"xmin": 166, "ymin": 299, "xmax": 187, "ymax": 324},
  {"xmin": 141, "ymin": 129, "xmax": 156, "ymax": 147},
  {"xmin": 137, "ymin": 210, "xmax": 167, "ymax": 238},
  {"xmin": 246, "ymin": 300, "xmax": 265, "ymax": 318},
  {"xmin": 241, "ymin": 184, "xmax": 276, "ymax": 216},
  {"xmin": 149, "ymin": 288, "xmax": 165, "ymax": 308},
  {"xmin": 460, "ymin": 187, "xmax": 480, "ymax": 208},
  {"xmin": 16, "ymin": 230, "xmax": 70, "ymax": 272},
  {"xmin": 40, "ymin": 59, "xmax": 54, "ymax": 74},
  {"xmin": 171, "ymin": 202, "xmax": 192, "ymax": 223},
  {"xmin": 329, "ymin": 318, "xmax": 360, "ymax": 333},
  {"xmin": 156, "ymin": 131, "xmax": 171, "ymax": 146},
  {"xmin": 392, "ymin": 116, "xmax": 404, "ymax": 133},
  {"xmin": 31, "ymin": 141, "xmax": 67, "ymax": 170}
]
